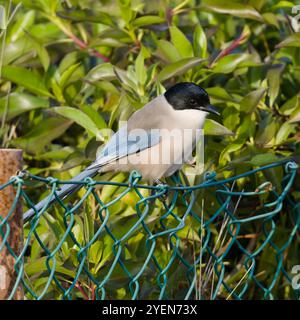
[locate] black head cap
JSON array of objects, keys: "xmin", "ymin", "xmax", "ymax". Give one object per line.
[{"xmin": 164, "ymin": 82, "xmax": 219, "ymax": 115}]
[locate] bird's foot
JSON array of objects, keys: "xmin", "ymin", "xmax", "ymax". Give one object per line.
[{"xmin": 153, "ymin": 179, "xmax": 169, "ymax": 202}]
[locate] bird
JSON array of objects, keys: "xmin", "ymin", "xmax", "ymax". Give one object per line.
[{"xmin": 23, "ymin": 82, "xmax": 219, "ymax": 221}]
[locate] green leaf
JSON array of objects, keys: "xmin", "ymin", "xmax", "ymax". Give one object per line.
[
  {"xmin": 132, "ymin": 15, "xmax": 165, "ymax": 27},
  {"xmin": 56, "ymin": 9, "xmax": 114, "ymax": 26},
  {"xmin": 275, "ymin": 122, "xmax": 295, "ymax": 144},
  {"xmin": 26, "ymin": 33, "xmax": 50, "ymax": 71},
  {"xmin": 158, "ymin": 57, "xmax": 204, "ymax": 81},
  {"xmin": 30, "ymin": 22, "xmax": 61, "ymax": 41},
  {"xmin": 204, "ymin": 119, "xmax": 235, "ymax": 136},
  {"xmin": 222, "ymin": 107, "xmax": 240, "ymax": 131},
  {"xmin": 193, "ymin": 24, "xmax": 207, "ymax": 58},
  {"xmin": 85, "ymin": 137, "xmax": 101, "ymax": 160},
  {"xmin": 277, "ymin": 32, "xmax": 300, "ymax": 48},
  {"xmin": 30, "ymin": 232, "xmax": 49, "ymax": 260},
  {"xmin": 89, "ymin": 241, "xmax": 104, "ymax": 264},
  {"xmin": 59, "ymin": 62, "xmax": 81, "ymax": 88},
  {"xmin": 59, "ymin": 151, "xmax": 86, "ymax": 171},
  {"xmin": 80, "ymin": 105, "xmax": 108, "ymax": 130},
  {"xmin": 0, "ymin": 93, "xmax": 49, "ymax": 120},
  {"xmin": 1, "ymin": 65, "xmax": 52, "ymax": 97},
  {"xmin": 35, "ymin": 146, "xmax": 74, "ymax": 161},
  {"xmin": 280, "ymin": 95, "xmax": 300, "ymax": 115},
  {"xmin": 101, "ymin": 172, "xmax": 127, "ymax": 203},
  {"xmin": 219, "ymin": 143, "xmax": 244, "ymax": 165},
  {"xmin": 240, "ymin": 88, "xmax": 265, "ymax": 113},
  {"xmin": 255, "ymin": 116, "xmax": 277, "ymax": 147},
  {"xmin": 249, "ymin": 0, "xmax": 267, "ymax": 11},
  {"xmin": 270, "ymin": 1, "xmax": 294, "ymax": 10},
  {"xmin": 135, "ymin": 46, "xmax": 150, "ymax": 85},
  {"xmin": 202, "ymin": 0, "xmax": 263, "ymax": 21},
  {"xmin": 289, "ymin": 111, "xmax": 300, "ymax": 123},
  {"xmin": 248, "ymin": 153, "xmax": 280, "ymax": 166},
  {"xmin": 52, "ymin": 106, "xmax": 101, "ymax": 139},
  {"xmin": 12, "ymin": 118, "xmax": 72, "ymax": 153},
  {"xmin": 94, "ymin": 236, "xmax": 114, "ymax": 273},
  {"xmin": 83, "ymin": 63, "xmax": 115, "ymax": 83},
  {"xmin": 2, "ymin": 37, "xmax": 33, "ymax": 65},
  {"xmin": 236, "ymin": 115, "xmax": 256, "ymax": 140},
  {"xmin": 262, "ymin": 12, "xmax": 279, "ymax": 29},
  {"xmin": 156, "ymin": 40, "xmax": 181, "ymax": 63},
  {"xmin": 58, "ymin": 51, "xmax": 83, "ymax": 74},
  {"xmin": 0, "ymin": 5, "xmax": 6, "ymax": 29},
  {"xmin": 9, "ymin": 10, "xmax": 35, "ymax": 42},
  {"xmin": 205, "ymin": 87, "xmax": 235, "ymax": 102},
  {"xmin": 267, "ymin": 65, "xmax": 284, "ymax": 107},
  {"xmin": 25, "ymin": 257, "xmax": 75, "ymax": 277},
  {"xmin": 212, "ymin": 53, "xmax": 257, "ymax": 74},
  {"xmin": 170, "ymin": 26, "xmax": 194, "ymax": 58},
  {"xmin": 114, "ymin": 67, "xmax": 138, "ymax": 92},
  {"xmin": 119, "ymin": 0, "xmax": 135, "ymax": 25}
]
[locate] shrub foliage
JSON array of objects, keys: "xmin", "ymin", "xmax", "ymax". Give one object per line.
[{"xmin": 0, "ymin": 0, "xmax": 300, "ymax": 299}]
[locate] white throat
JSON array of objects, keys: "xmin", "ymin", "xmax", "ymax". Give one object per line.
[{"xmin": 162, "ymin": 95, "xmax": 207, "ymax": 130}]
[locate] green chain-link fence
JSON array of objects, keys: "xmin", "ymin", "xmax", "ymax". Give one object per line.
[{"xmin": 0, "ymin": 160, "xmax": 300, "ymax": 300}]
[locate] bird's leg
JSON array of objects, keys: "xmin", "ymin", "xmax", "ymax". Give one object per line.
[{"xmin": 153, "ymin": 178, "xmax": 169, "ymax": 202}]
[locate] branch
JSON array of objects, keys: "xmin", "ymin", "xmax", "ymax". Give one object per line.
[
  {"xmin": 209, "ymin": 32, "xmax": 248, "ymax": 67},
  {"xmin": 68, "ymin": 33, "xmax": 110, "ymax": 62}
]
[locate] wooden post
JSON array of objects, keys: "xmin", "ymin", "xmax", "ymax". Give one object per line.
[{"xmin": 0, "ymin": 149, "xmax": 23, "ymax": 300}]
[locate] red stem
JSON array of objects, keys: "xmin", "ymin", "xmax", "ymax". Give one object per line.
[
  {"xmin": 209, "ymin": 32, "xmax": 248, "ymax": 67},
  {"xmin": 91, "ymin": 285, "xmax": 95, "ymax": 300},
  {"xmin": 75, "ymin": 283, "xmax": 90, "ymax": 300},
  {"xmin": 69, "ymin": 34, "xmax": 110, "ymax": 62},
  {"xmin": 166, "ymin": 7, "xmax": 173, "ymax": 26}
]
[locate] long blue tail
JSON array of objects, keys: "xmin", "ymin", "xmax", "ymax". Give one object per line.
[{"xmin": 23, "ymin": 164, "xmax": 100, "ymax": 221}]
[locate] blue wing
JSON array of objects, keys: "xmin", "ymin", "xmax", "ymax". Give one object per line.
[{"xmin": 89, "ymin": 127, "xmax": 161, "ymax": 169}]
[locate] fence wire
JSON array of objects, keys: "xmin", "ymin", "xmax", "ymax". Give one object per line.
[{"xmin": 0, "ymin": 160, "xmax": 300, "ymax": 300}]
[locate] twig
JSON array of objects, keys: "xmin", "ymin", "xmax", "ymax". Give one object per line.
[
  {"xmin": 0, "ymin": 1, "xmax": 9, "ymax": 79},
  {"xmin": 226, "ymin": 260, "xmax": 254, "ymax": 300},
  {"xmin": 49, "ymin": 15, "xmax": 110, "ymax": 62},
  {"xmin": 68, "ymin": 33, "xmax": 109, "ymax": 62},
  {"xmin": 166, "ymin": 7, "xmax": 173, "ymax": 26},
  {"xmin": 191, "ymin": 222, "xmax": 197, "ymax": 300},
  {"xmin": 0, "ymin": 83, "xmax": 10, "ymax": 144},
  {"xmin": 75, "ymin": 282, "xmax": 89, "ymax": 300},
  {"xmin": 209, "ymin": 32, "xmax": 248, "ymax": 67},
  {"xmin": 197, "ymin": 198, "xmax": 204, "ymax": 299}
]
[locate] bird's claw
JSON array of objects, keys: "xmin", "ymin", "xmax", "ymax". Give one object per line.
[{"xmin": 153, "ymin": 179, "xmax": 169, "ymax": 202}]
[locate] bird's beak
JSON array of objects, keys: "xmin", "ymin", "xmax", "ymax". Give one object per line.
[{"xmin": 202, "ymin": 104, "xmax": 220, "ymax": 116}]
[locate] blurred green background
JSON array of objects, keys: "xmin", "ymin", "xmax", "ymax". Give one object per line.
[{"xmin": 0, "ymin": 0, "xmax": 300, "ymax": 300}]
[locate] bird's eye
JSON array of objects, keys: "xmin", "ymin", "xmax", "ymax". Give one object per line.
[{"xmin": 190, "ymin": 99, "xmax": 196, "ymax": 105}]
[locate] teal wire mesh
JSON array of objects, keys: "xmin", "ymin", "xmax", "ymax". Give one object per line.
[{"xmin": 0, "ymin": 160, "xmax": 300, "ymax": 300}]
